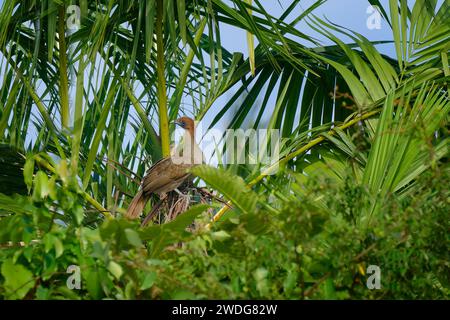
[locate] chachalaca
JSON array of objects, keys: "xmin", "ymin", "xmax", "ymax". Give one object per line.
[{"xmin": 126, "ymin": 117, "xmax": 202, "ymax": 219}]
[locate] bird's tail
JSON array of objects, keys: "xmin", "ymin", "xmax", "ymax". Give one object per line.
[{"xmin": 126, "ymin": 190, "xmax": 149, "ymax": 219}]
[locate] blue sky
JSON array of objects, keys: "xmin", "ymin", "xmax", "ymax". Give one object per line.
[
  {"xmin": 221, "ymin": 0, "xmax": 395, "ymax": 56},
  {"xmin": 205, "ymin": 0, "xmax": 400, "ymax": 135}
]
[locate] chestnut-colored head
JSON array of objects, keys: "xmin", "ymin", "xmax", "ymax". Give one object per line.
[{"xmin": 174, "ymin": 117, "xmax": 195, "ymax": 135}]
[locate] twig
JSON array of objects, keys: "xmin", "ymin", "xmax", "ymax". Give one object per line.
[
  {"xmin": 141, "ymin": 199, "xmax": 165, "ymax": 227},
  {"xmin": 101, "ymin": 156, "xmax": 142, "ymax": 184},
  {"xmin": 0, "ymin": 240, "xmax": 40, "ymax": 249}
]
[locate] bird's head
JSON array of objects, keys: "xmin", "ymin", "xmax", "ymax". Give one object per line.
[{"xmin": 174, "ymin": 117, "xmax": 195, "ymax": 132}]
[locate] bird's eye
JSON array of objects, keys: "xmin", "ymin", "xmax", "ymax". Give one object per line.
[{"xmin": 180, "ymin": 121, "xmax": 186, "ymax": 127}]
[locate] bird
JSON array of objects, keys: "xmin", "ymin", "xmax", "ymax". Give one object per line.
[{"xmin": 125, "ymin": 116, "xmax": 202, "ymax": 220}]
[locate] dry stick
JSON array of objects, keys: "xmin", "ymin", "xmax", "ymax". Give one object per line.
[
  {"xmin": 197, "ymin": 187, "xmax": 231, "ymax": 207},
  {"xmin": 141, "ymin": 198, "xmax": 165, "ymax": 227},
  {"xmin": 0, "ymin": 240, "xmax": 40, "ymax": 248},
  {"xmin": 101, "ymin": 156, "xmax": 143, "ymax": 183},
  {"xmin": 206, "ymin": 107, "xmax": 382, "ymax": 229},
  {"xmin": 111, "ymin": 189, "xmax": 120, "ymax": 217},
  {"xmin": 103, "ymin": 159, "xmax": 141, "ymax": 206}
]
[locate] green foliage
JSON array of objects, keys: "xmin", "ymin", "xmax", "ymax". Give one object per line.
[
  {"xmin": 191, "ymin": 165, "xmax": 259, "ymax": 214},
  {"xmin": 0, "ymin": 148, "xmax": 447, "ymax": 299},
  {"xmin": 151, "ymin": 166, "xmax": 449, "ymax": 299},
  {"xmin": 140, "ymin": 204, "xmax": 210, "ymax": 258},
  {"xmin": 0, "ymin": 0, "xmax": 448, "ymax": 301},
  {"xmin": 1, "ymin": 259, "xmax": 35, "ymax": 299}
]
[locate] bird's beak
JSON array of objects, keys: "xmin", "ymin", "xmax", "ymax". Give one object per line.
[{"xmin": 173, "ymin": 120, "xmax": 182, "ymax": 127}]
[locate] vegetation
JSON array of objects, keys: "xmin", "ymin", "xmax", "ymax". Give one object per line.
[{"xmin": 0, "ymin": 0, "xmax": 448, "ymax": 299}]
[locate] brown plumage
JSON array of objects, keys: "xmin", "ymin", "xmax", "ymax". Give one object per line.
[{"xmin": 126, "ymin": 117, "xmax": 202, "ymax": 219}]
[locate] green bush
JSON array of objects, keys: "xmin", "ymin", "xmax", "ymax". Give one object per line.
[{"xmin": 0, "ymin": 158, "xmax": 448, "ymax": 299}]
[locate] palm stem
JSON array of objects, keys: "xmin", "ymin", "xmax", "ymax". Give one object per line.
[
  {"xmin": 58, "ymin": 5, "xmax": 70, "ymax": 130},
  {"xmin": 156, "ymin": 0, "xmax": 170, "ymax": 157}
]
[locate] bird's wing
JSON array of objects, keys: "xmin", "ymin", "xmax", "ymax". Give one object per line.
[{"xmin": 141, "ymin": 157, "xmax": 190, "ymax": 195}]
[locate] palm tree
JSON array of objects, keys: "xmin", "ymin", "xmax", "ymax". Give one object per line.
[{"xmin": 0, "ymin": 0, "xmax": 448, "ymax": 226}]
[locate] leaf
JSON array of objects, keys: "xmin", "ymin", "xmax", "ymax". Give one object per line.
[
  {"xmin": 42, "ymin": 253, "xmax": 57, "ymax": 281},
  {"xmin": 140, "ymin": 204, "xmax": 209, "ymax": 258},
  {"xmin": 48, "ymin": 176, "xmax": 57, "ymax": 200},
  {"xmin": 36, "ymin": 286, "xmax": 50, "ymax": 300},
  {"xmin": 176, "ymin": 0, "xmax": 186, "ymax": 45},
  {"xmin": 72, "ymin": 205, "xmax": 84, "ymax": 226},
  {"xmin": 211, "ymin": 230, "xmax": 231, "ymax": 241},
  {"xmin": 47, "ymin": 0, "xmax": 57, "ymax": 61},
  {"xmin": 53, "ymin": 238, "xmax": 64, "ymax": 258},
  {"xmin": 245, "ymin": 0, "xmax": 255, "ymax": 76},
  {"xmin": 191, "ymin": 165, "xmax": 258, "ymax": 214},
  {"xmin": 85, "ymin": 268, "xmax": 103, "ymax": 299},
  {"xmin": 32, "ymin": 171, "xmax": 49, "ymax": 201},
  {"xmin": 362, "ymin": 85, "xmax": 449, "ymax": 220},
  {"xmin": 44, "ymin": 234, "xmax": 64, "ymax": 258},
  {"xmin": 140, "ymin": 271, "xmax": 157, "ymax": 290},
  {"xmin": 124, "ymin": 228, "xmax": 143, "ymax": 247},
  {"xmin": 108, "ymin": 261, "xmax": 123, "ymax": 280},
  {"xmin": 283, "ymin": 268, "xmax": 298, "ymax": 295},
  {"xmin": 23, "ymin": 156, "xmax": 35, "ymax": 193},
  {"xmin": 56, "ymin": 160, "xmax": 69, "ymax": 185},
  {"xmin": 1, "ymin": 259, "xmax": 35, "ymax": 299},
  {"xmin": 240, "ymin": 212, "xmax": 270, "ymax": 235},
  {"xmin": 323, "ymin": 278, "xmax": 337, "ymax": 299},
  {"xmin": 171, "ymin": 290, "xmax": 196, "ymax": 299},
  {"xmin": 253, "ymin": 267, "xmax": 269, "ymax": 296},
  {"xmin": 145, "ymin": 0, "xmax": 156, "ymax": 63}
]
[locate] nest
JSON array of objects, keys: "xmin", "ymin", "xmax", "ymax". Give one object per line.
[{"xmin": 140, "ymin": 178, "xmax": 220, "ymax": 228}]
